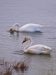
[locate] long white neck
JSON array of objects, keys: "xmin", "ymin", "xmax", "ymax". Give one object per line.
[{"xmin": 13, "ymin": 24, "xmax": 19, "ymax": 31}]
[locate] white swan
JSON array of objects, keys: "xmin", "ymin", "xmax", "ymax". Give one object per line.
[
  {"xmin": 8, "ymin": 23, "xmax": 43, "ymax": 33},
  {"xmin": 22, "ymin": 37, "xmax": 52, "ymax": 55}
]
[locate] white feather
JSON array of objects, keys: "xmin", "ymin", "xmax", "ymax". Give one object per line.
[{"xmin": 19, "ymin": 23, "xmax": 43, "ymax": 32}]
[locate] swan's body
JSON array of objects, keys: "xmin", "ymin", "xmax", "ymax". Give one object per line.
[
  {"xmin": 19, "ymin": 23, "xmax": 42, "ymax": 32},
  {"xmin": 22, "ymin": 37, "xmax": 52, "ymax": 55},
  {"xmin": 24, "ymin": 44, "xmax": 52, "ymax": 55},
  {"xmin": 9, "ymin": 23, "xmax": 43, "ymax": 33}
]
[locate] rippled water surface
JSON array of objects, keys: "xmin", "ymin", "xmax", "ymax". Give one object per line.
[{"xmin": 0, "ymin": 0, "xmax": 56, "ymax": 75}]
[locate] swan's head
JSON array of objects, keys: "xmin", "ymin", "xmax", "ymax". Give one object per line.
[
  {"xmin": 9, "ymin": 23, "xmax": 19, "ymax": 33},
  {"xmin": 8, "ymin": 28, "xmax": 15, "ymax": 34},
  {"xmin": 22, "ymin": 36, "xmax": 32, "ymax": 49},
  {"xmin": 22, "ymin": 37, "xmax": 31, "ymax": 44}
]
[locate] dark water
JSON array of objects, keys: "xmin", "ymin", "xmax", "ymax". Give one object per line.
[{"xmin": 0, "ymin": 0, "xmax": 56, "ymax": 75}]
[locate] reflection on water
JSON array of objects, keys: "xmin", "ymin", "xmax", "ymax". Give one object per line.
[{"xmin": 0, "ymin": 57, "xmax": 30, "ymax": 75}]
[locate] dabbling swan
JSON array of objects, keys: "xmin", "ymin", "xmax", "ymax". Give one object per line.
[
  {"xmin": 22, "ymin": 37, "xmax": 52, "ymax": 55},
  {"xmin": 8, "ymin": 23, "xmax": 43, "ymax": 33}
]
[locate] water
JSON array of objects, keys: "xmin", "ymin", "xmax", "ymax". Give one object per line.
[{"xmin": 0, "ymin": 0, "xmax": 56, "ymax": 75}]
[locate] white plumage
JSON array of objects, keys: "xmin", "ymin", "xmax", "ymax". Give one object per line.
[
  {"xmin": 9, "ymin": 23, "xmax": 43, "ymax": 33},
  {"xmin": 24, "ymin": 44, "xmax": 52, "ymax": 55},
  {"xmin": 19, "ymin": 23, "xmax": 42, "ymax": 32}
]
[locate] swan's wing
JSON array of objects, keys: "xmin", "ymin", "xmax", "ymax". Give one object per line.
[
  {"xmin": 24, "ymin": 23, "xmax": 43, "ymax": 27},
  {"xmin": 19, "ymin": 24, "xmax": 35, "ymax": 32},
  {"xmin": 24, "ymin": 45, "xmax": 43, "ymax": 54},
  {"xmin": 24, "ymin": 44, "xmax": 52, "ymax": 54},
  {"xmin": 19, "ymin": 23, "xmax": 43, "ymax": 32}
]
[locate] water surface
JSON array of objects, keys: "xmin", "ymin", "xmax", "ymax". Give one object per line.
[{"xmin": 0, "ymin": 0, "xmax": 56, "ymax": 75}]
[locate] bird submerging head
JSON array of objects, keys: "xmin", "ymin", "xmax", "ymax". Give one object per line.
[
  {"xmin": 8, "ymin": 23, "xmax": 19, "ymax": 34},
  {"xmin": 8, "ymin": 23, "xmax": 43, "ymax": 33}
]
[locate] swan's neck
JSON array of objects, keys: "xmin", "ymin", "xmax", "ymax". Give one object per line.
[
  {"xmin": 16, "ymin": 26, "xmax": 19, "ymax": 31},
  {"xmin": 13, "ymin": 24, "xmax": 19, "ymax": 31}
]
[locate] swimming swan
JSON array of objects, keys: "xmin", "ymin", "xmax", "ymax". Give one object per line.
[
  {"xmin": 22, "ymin": 37, "xmax": 52, "ymax": 55},
  {"xmin": 8, "ymin": 23, "xmax": 43, "ymax": 33}
]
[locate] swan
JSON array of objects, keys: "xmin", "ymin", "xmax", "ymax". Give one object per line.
[
  {"xmin": 22, "ymin": 37, "xmax": 52, "ymax": 55},
  {"xmin": 8, "ymin": 23, "xmax": 43, "ymax": 33}
]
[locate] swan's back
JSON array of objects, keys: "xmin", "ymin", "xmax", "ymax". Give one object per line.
[
  {"xmin": 24, "ymin": 44, "xmax": 52, "ymax": 54},
  {"xmin": 28, "ymin": 44, "xmax": 51, "ymax": 50},
  {"xmin": 19, "ymin": 23, "xmax": 43, "ymax": 32}
]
